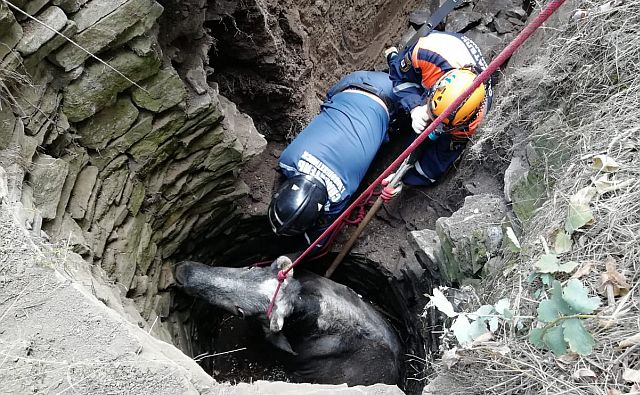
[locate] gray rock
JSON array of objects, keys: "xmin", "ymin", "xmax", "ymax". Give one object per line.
[
  {"xmin": 185, "ymin": 87, "xmax": 213, "ymax": 118},
  {"xmin": 59, "ymin": 214, "xmax": 91, "ymax": 256},
  {"xmin": 72, "ymin": 0, "xmax": 129, "ymax": 32},
  {"xmin": 219, "ymin": 95, "xmax": 267, "ymax": 161},
  {"xmin": 3, "ymin": 163, "xmax": 24, "ymax": 203},
  {"xmin": 77, "ymin": 95, "xmax": 139, "ymax": 150},
  {"xmin": 68, "ymin": 165, "xmax": 99, "ymax": 219},
  {"xmin": 49, "ymin": 0, "xmax": 158, "ymax": 71},
  {"xmin": 507, "ymin": 17, "xmax": 525, "ymax": 27},
  {"xmin": 505, "ymin": 7, "xmax": 527, "ymax": 20},
  {"xmin": 435, "ymin": 194, "xmax": 507, "ymax": 284},
  {"xmin": 12, "ymin": 62, "xmax": 54, "ymax": 127},
  {"xmin": 131, "ymin": 65, "xmax": 187, "ymax": 113},
  {"xmin": 93, "ymin": 167, "xmax": 128, "ymax": 221},
  {"xmin": 104, "ymin": 0, "xmax": 163, "ymax": 51},
  {"xmin": 503, "ymin": 155, "xmax": 528, "ymax": 202},
  {"xmin": 0, "ymin": 19, "xmax": 23, "ymax": 62},
  {"xmin": 408, "ymin": 10, "xmax": 430, "ymax": 30},
  {"xmin": 128, "ymin": 109, "xmax": 186, "ymax": 174},
  {"xmin": 154, "ymin": 293, "xmax": 171, "ymax": 318},
  {"xmin": 157, "ymin": 263, "xmax": 175, "ymax": 291},
  {"xmin": 0, "ymin": 2, "xmax": 18, "ymax": 36},
  {"xmin": 24, "ymin": 86, "xmax": 59, "ymax": 139},
  {"xmin": 0, "ymin": 104, "xmax": 17, "ymax": 150},
  {"xmin": 112, "ymin": 214, "xmax": 147, "ymax": 288},
  {"xmin": 16, "ymin": 6, "xmax": 67, "ymax": 56},
  {"xmin": 62, "ymin": 44, "xmax": 161, "ymax": 122},
  {"xmin": 23, "ymin": 21, "xmax": 78, "ymax": 72},
  {"xmin": 21, "ymin": 135, "xmax": 39, "ymax": 166},
  {"xmin": 42, "ymin": 147, "xmax": 88, "ymax": 238},
  {"xmin": 127, "ymin": 181, "xmax": 145, "ymax": 217},
  {"xmin": 89, "ymin": 111, "xmax": 153, "ymax": 171},
  {"xmin": 0, "ymin": 166, "xmax": 8, "ymax": 203},
  {"xmin": 492, "ymin": 17, "xmax": 515, "ymax": 34},
  {"xmin": 52, "ymin": 0, "xmax": 90, "ymax": 14},
  {"xmin": 29, "ymin": 154, "xmax": 69, "ymax": 219},
  {"xmin": 131, "ymin": 275, "xmax": 149, "ymax": 297},
  {"xmin": 408, "ymin": 228, "xmax": 443, "ymax": 273},
  {"xmin": 185, "ymin": 66, "xmax": 208, "ymax": 95},
  {"xmin": 398, "ymin": 25, "xmax": 417, "ymax": 48},
  {"xmin": 19, "ymin": 0, "xmax": 49, "ymax": 18},
  {"xmin": 87, "ymin": 209, "xmax": 116, "ymax": 257},
  {"xmin": 474, "ymin": 0, "xmax": 518, "ymax": 16},
  {"xmin": 447, "ymin": 11, "xmax": 482, "ymax": 33}
]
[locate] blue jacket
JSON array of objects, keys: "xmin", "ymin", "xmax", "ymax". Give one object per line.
[
  {"xmin": 388, "ymin": 31, "xmax": 494, "ymax": 186},
  {"xmin": 279, "ymin": 71, "xmax": 398, "ymax": 216},
  {"xmin": 389, "ymin": 31, "xmax": 493, "ymax": 114}
]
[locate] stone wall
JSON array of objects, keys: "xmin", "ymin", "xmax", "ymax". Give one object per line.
[{"xmin": 0, "ymin": 0, "xmax": 266, "ymax": 337}]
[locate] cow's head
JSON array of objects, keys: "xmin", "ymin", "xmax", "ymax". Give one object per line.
[{"xmin": 174, "ymin": 256, "xmax": 298, "ymax": 338}]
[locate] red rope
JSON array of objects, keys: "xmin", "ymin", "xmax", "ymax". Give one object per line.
[{"xmin": 266, "ymin": 0, "xmax": 567, "ymax": 318}]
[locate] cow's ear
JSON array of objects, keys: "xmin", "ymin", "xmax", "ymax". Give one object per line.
[
  {"xmin": 272, "ymin": 255, "xmax": 292, "ymax": 271},
  {"xmin": 269, "ymin": 309, "xmax": 285, "ymax": 332},
  {"xmin": 265, "ymin": 332, "xmax": 297, "ymax": 355}
]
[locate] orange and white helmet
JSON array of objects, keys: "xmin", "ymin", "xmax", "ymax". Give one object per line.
[{"xmin": 428, "ymin": 68, "xmax": 485, "ymax": 127}]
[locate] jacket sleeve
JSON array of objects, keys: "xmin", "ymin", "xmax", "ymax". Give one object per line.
[{"xmin": 388, "ymin": 44, "xmax": 425, "ymax": 113}]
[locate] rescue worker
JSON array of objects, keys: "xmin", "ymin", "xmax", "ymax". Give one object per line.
[
  {"xmin": 268, "ymin": 70, "xmax": 399, "ymax": 246},
  {"xmin": 387, "ymin": 30, "xmax": 494, "ymax": 185}
]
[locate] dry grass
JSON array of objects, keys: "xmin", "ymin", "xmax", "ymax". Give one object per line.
[{"xmin": 429, "ymin": 1, "xmax": 640, "ymax": 393}]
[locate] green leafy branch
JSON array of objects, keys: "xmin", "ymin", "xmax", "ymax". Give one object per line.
[
  {"xmin": 426, "ymin": 289, "xmax": 518, "ymax": 347},
  {"xmin": 528, "ymin": 279, "xmax": 601, "ymax": 355}
]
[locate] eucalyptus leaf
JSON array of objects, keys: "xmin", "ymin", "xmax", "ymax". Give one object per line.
[
  {"xmin": 591, "ymin": 154, "xmax": 620, "ymax": 173},
  {"xmin": 469, "ymin": 319, "xmax": 490, "ymax": 339},
  {"xmin": 540, "ymin": 273, "xmax": 555, "ymax": 286},
  {"xmin": 543, "ymin": 325, "xmax": 568, "ymax": 355},
  {"xmin": 451, "ymin": 315, "xmax": 473, "ymax": 345},
  {"xmin": 533, "ymin": 288, "xmax": 543, "ymax": 299},
  {"xmin": 505, "ymin": 226, "xmax": 521, "ymax": 252},
  {"xmin": 535, "ymin": 253, "xmax": 560, "ymax": 273},
  {"xmin": 489, "ymin": 316, "xmax": 499, "ymax": 332},
  {"xmin": 495, "ymin": 299, "xmax": 510, "ymax": 316},
  {"xmin": 551, "ymin": 280, "xmax": 577, "ymax": 315},
  {"xmin": 473, "ymin": 304, "xmax": 495, "ymax": 320},
  {"xmin": 529, "ymin": 327, "xmax": 545, "ymax": 348},
  {"xmin": 537, "ymin": 299, "xmax": 561, "ymax": 323},
  {"xmin": 557, "ymin": 260, "xmax": 580, "ymax": 273},
  {"xmin": 562, "ymin": 279, "xmax": 601, "ymax": 314},
  {"xmin": 554, "ymin": 231, "xmax": 573, "ymax": 254},
  {"xmin": 429, "ymin": 288, "xmax": 458, "ymax": 318},
  {"xmin": 565, "ymin": 187, "xmax": 596, "ymax": 234},
  {"xmin": 562, "ymin": 318, "xmax": 596, "ymax": 355}
]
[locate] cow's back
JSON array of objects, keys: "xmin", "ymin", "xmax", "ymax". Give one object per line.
[{"xmin": 283, "ymin": 271, "xmax": 402, "ymax": 385}]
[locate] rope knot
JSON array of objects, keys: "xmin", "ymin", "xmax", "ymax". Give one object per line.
[{"xmin": 277, "ymin": 270, "xmax": 288, "ymax": 282}]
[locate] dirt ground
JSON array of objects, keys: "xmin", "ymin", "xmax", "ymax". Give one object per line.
[
  {"xmin": 207, "ymin": 0, "xmax": 426, "ymax": 140},
  {"xmin": 0, "ymin": 205, "xmax": 217, "ymax": 394}
]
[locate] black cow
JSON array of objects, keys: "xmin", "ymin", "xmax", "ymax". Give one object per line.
[{"xmin": 174, "ymin": 256, "xmax": 402, "ymax": 386}]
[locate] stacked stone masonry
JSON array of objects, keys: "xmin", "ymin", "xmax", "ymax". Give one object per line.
[{"xmin": 0, "ymin": 0, "xmax": 266, "ymax": 340}]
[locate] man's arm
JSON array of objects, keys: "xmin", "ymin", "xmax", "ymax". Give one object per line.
[{"xmin": 388, "ymin": 46, "xmax": 425, "ymax": 112}]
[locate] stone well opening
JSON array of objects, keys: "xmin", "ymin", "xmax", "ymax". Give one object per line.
[
  {"xmin": 139, "ymin": 0, "xmax": 508, "ymax": 391},
  {"xmin": 169, "ymin": 247, "xmax": 434, "ymax": 394}
]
